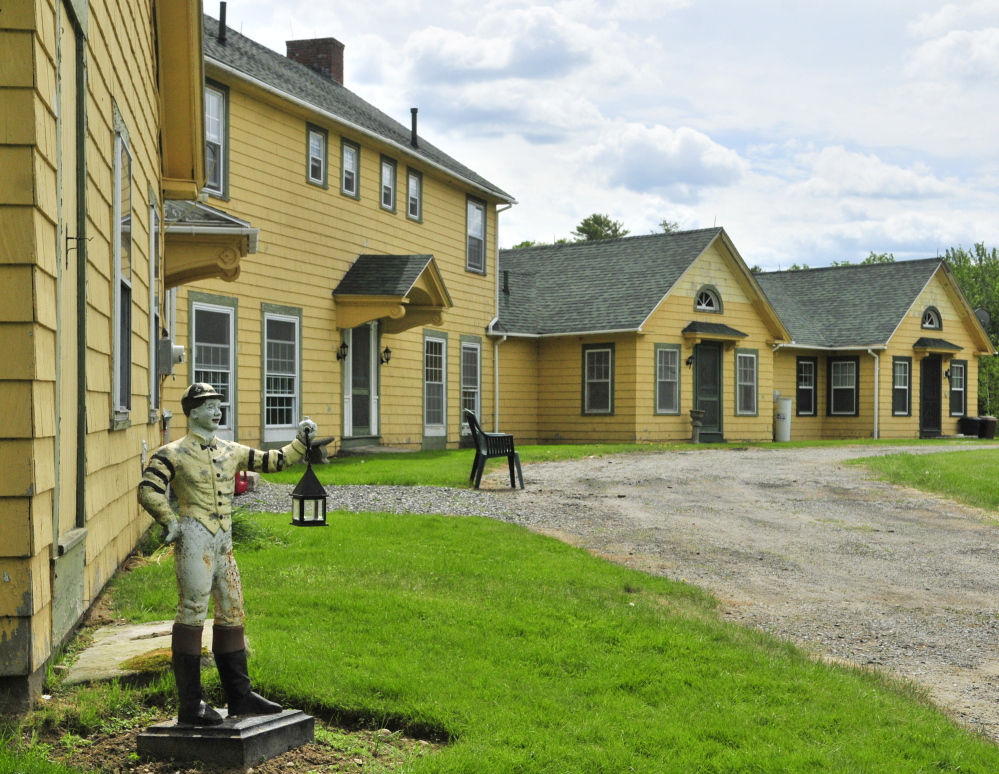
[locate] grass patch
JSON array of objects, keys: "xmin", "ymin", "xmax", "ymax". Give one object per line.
[
  {"xmin": 855, "ymin": 448, "xmax": 999, "ymax": 510},
  {"xmin": 262, "ymin": 438, "xmax": 991, "ymax": 489},
  {"xmin": 107, "ymin": 510, "xmax": 999, "ymax": 772}
]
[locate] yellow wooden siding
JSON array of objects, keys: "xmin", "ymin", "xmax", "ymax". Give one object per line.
[
  {"xmin": 164, "ymin": 77, "xmax": 504, "ymax": 450},
  {"xmin": 497, "ymin": 338, "xmax": 540, "ymax": 442}
]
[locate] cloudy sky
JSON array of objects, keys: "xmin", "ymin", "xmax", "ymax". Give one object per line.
[{"xmin": 222, "ymin": 0, "xmax": 998, "ymax": 269}]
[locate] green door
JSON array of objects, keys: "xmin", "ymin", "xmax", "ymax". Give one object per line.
[{"xmin": 695, "ymin": 342, "xmax": 723, "ymax": 442}]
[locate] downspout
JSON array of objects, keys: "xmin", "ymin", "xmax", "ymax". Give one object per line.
[
  {"xmin": 491, "ymin": 203, "xmax": 513, "ymax": 432},
  {"xmin": 494, "ymin": 334, "xmax": 507, "ymax": 432},
  {"xmin": 867, "ymin": 348, "xmax": 880, "ymax": 439}
]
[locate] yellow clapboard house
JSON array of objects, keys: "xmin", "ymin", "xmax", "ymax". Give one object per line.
[
  {"xmin": 160, "ymin": 15, "xmax": 516, "ymax": 452},
  {"xmin": 0, "ymin": 0, "xmax": 256, "ymax": 709}
]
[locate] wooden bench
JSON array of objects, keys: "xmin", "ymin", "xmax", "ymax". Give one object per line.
[{"xmin": 464, "ymin": 410, "xmax": 524, "ymax": 490}]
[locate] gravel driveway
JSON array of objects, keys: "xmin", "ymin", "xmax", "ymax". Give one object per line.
[{"xmin": 241, "ymin": 444, "xmax": 999, "ymax": 739}]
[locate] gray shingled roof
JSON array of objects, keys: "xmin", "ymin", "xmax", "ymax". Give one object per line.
[
  {"xmin": 681, "ymin": 321, "xmax": 747, "ymax": 338},
  {"xmin": 203, "ymin": 16, "xmax": 513, "ymax": 203},
  {"xmin": 913, "ymin": 337, "xmax": 963, "ymax": 351},
  {"xmin": 496, "ymin": 229, "xmax": 722, "ymax": 335},
  {"xmin": 333, "ymin": 255, "xmax": 434, "ymax": 297},
  {"xmin": 755, "ymin": 259, "xmax": 941, "ymax": 348}
]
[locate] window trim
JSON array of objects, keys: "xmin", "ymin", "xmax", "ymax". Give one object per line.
[
  {"xmin": 260, "ymin": 302, "xmax": 302, "ymax": 447},
  {"xmin": 892, "ymin": 356, "xmax": 912, "ymax": 417},
  {"xmin": 654, "ymin": 343, "xmax": 681, "ymax": 415},
  {"xmin": 203, "ymin": 81, "xmax": 229, "ymax": 199},
  {"xmin": 796, "ymin": 356, "xmax": 817, "ymax": 417},
  {"xmin": 921, "ymin": 306, "xmax": 942, "ymax": 331},
  {"xmin": 582, "ymin": 343, "xmax": 615, "ymax": 415},
  {"xmin": 827, "ymin": 356, "xmax": 860, "ymax": 417},
  {"xmin": 735, "ymin": 348, "xmax": 759, "ymax": 417},
  {"xmin": 340, "ymin": 138, "xmax": 360, "ymax": 199},
  {"xmin": 189, "ymin": 291, "xmax": 238, "ymax": 439},
  {"xmin": 694, "ymin": 284, "xmax": 723, "ymax": 314},
  {"xmin": 112, "ymin": 129, "xmax": 133, "ymax": 420},
  {"xmin": 380, "ymin": 155, "xmax": 397, "ymax": 212},
  {"xmin": 306, "ymin": 124, "xmax": 328, "ymax": 188},
  {"xmin": 949, "ymin": 359, "xmax": 967, "ymax": 417},
  {"xmin": 406, "ymin": 168, "xmax": 423, "ymax": 223},
  {"xmin": 460, "ymin": 338, "xmax": 482, "ymax": 435},
  {"xmin": 466, "ymin": 196, "xmax": 487, "ymax": 275}
]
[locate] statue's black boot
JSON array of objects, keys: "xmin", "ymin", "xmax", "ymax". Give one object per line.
[
  {"xmin": 172, "ymin": 624, "xmax": 223, "ymax": 726},
  {"xmin": 213, "ymin": 624, "xmax": 282, "ymax": 717}
]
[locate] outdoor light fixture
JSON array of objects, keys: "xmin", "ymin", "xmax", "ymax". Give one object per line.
[
  {"xmin": 945, "ymin": 369, "xmax": 952, "ymax": 379},
  {"xmin": 685, "ymin": 355, "xmax": 694, "ymax": 367},
  {"xmin": 290, "ymin": 426, "xmax": 328, "ymax": 527},
  {"xmin": 336, "ymin": 340, "xmax": 349, "ymax": 361},
  {"xmin": 380, "ymin": 346, "xmax": 392, "ymax": 364}
]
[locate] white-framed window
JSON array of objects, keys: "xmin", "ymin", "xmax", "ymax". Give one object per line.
[
  {"xmin": 205, "ymin": 86, "xmax": 225, "ymax": 195},
  {"xmin": 407, "ymin": 169, "xmax": 422, "ymax": 221},
  {"xmin": 113, "ymin": 131, "xmax": 133, "ymax": 415},
  {"xmin": 892, "ymin": 358, "xmax": 910, "ymax": 416},
  {"xmin": 796, "ymin": 358, "xmax": 816, "ymax": 416},
  {"xmin": 380, "ymin": 156, "xmax": 396, "ymax": 211},
  {"xmin": 460, "ymin": 342, "xmax": 480, "ymax": 433},
  {"xmin": 583, "ymin": 345, "xmax": 614, "ymax": 414},
  {"xmin": 149, "ymin": 205, "xmax": 161, "ymax": 415},
  {"xmin": 922, "ymin": 307, "xmax": 941, "ymax": 330},
  {"xmin": 736, "ymin": 351, "xmax": 757, "ymax": 415},
  {"xmin": 307, "ymin": 126, "xmax": 326, "ymax": 186},
  {"xmin": 192, "ymin": 303, "xmax": 235, "ymax": 431},
  {"xmin": 695, "ymin": 287, "xmax": 721, "ymax": 313},
  {"xmin": 950, "ymin": 361, "xmax": 966, "ymax": 416},
  {"xmin": 341, "ymin": 140, "xmax": 359, "ymax": 197},
  {"xmin": 264, "ymin": 314, "xmax": 299, "ymax": 437},
  {"xmin": 466, "ymin": 198, "xmax": 485, "ymax": 273},
  {"xmin": 424, "ymin": 336, "xmax": 447, "ymax": 436},
  {"xmin": 829, "ymin": 358, "xmax": 858, "ymax": 416},
  {"xmin": 655, "ymin": 346, "xmax": 680, "ymax": 414}
]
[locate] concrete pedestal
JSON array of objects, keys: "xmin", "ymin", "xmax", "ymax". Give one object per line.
[{"xmin": 137, "ymin": 709, "xmax": 314, "ymax": 767}]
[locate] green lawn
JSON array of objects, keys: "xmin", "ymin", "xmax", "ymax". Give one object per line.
[
  {"xmin": 263, "ymin": 438, "xmax": 990, "ymax": 488},
  {"xmin": 107, "ymin": 510, "xmax": 999, "ymax": 772},
  {"xmin": 857, "ymin": 448, "xmax": 999, "ymax": 510}
]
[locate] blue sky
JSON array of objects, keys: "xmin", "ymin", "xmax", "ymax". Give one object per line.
[{"xmin": 220, "ymin": 0, "xmax": 999, "ymax": 269}]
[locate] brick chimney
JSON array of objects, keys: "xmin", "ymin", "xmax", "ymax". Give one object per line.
[{"xmin": 286, "ymin": 38, "xmax": 345, "ymax": 85}]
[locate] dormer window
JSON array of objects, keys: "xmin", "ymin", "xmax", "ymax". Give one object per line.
[
  {"xmin": 922, "ymin": 307, "xmax": 941, "ymax": 330},
  {"xmin": 695, "ymin": 287, "xmax": 721, "ymax": 313}
]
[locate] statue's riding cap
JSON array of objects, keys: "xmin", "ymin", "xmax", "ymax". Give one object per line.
[{"xmin": 181, "ymin": 382, "xmax": 224, "ymax": 416}]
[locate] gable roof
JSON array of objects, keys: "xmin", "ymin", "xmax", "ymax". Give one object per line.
[
  {"xmin": 333, "ymin": 255, "xmax": 437, "ymax": 297},
  {"xmin": 202, "ymin": 15, "xmax": 514, "ymax": 204},
  {"xmin": 495, "ymin": 229, "xmax": 725, "ymax": 336},
  {"xmin": 754, "ymin": 259, "xmax": 941, "ymax": 348}
]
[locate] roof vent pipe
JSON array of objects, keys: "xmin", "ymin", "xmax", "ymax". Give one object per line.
[
  {"xmin": 410, "ymin": 108, "xmax": 418, "ymax": 148},
  {"xmin": 218, "ymin": 1, "xmax": 227, "ymax": 44}
]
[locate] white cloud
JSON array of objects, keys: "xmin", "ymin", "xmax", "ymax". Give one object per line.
[
  {"xmin": 908, "ymin": 27, "xmax": 999, "ymax": 80},
  {"xmin": 908, "ymin": 1, "xmax": 999, "ymax": 38},
  {"xmin": 586, "ymin": 121, "xmax": 746, "ymax": 200},
  {"xmin": 794, "ymin": 147, "xmax": 953, "ymax": 199}
]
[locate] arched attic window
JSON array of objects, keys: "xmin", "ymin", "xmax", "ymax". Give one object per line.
[
  {"xmin": 694, "ymin": 286, "xmax": 722, "ymax": 313},
  {"xmin": 922, "ymin": 307, "xmax": 942, "ymax": 330}
]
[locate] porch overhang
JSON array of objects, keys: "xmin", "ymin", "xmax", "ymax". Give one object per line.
[
  {"xmin": 682, "ymin": 321, "xmax": 749, "ymax": 348},
  {"xmin": 332, "ymin": 255, "xmax": 453, "ymax": 333},
  {"xmin": 913, "ymin": 337, "xmax": 963, "ymax": 355},
  {"xmin": 163, "ymin": 201, "xmax": 257, "ymax": 289}
]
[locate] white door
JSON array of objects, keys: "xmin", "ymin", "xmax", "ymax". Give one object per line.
[{"xmin": 342, "ymin": 322, "xmax": 379, "ymax": 437}]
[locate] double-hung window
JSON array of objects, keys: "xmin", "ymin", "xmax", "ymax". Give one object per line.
[
  {"xmin": 655, "ymin": 345, "xmax": 680, "ymax": 414},
  {"xmin": 828, "ymin": 357, "xmax": 859, "ymax": 416},
  {"xmin": 264, "ymin": 313, "xmax": 300, "ymax": 441},
  {"xmin": 113, "ymin": 131, "xmax": 132, "ymax": 417},
  {"xmin": 583, "ymin": 345, "xmax": 614, "ymax": 414},
  {"xmin": 460, "ymin": 342, "xmax": 480, "ymax": 433},
  {"xmin": 380, "ymin": 156, "xmax": 397, "ymax": 211},
  {"xmin": 407, "ymin": 169, "xmax": 422, "ymax": 221},
  {"xmin": 341, "ymin": 140, "xmax": 359, "ymax": 197},
  {"xmin": 735, "ymin": 350, "xmax": 758, "ymax": 416},
  {"xmin": 192, "ymin": 303, "xmax": 235, "ymax": 432},
  {"xmin": 950, "ymin": 360, "xmax": 967, "ymax": 416},
  {"xmin": 466, "ymin": 198, "xmax": 485, "ymax": 273},
  {"xmin": 796, "ymin": 357, "xmax": 816, "ymax": 416},
  {"xmin": 892, "ymin": 357, "xmax": 911, "ymax": 416},
  {"xmin": 307, "ymin": 126, "xmax": 327, "ymax": 186},
  {"xmin": 204, "ymin": 85, "xmax": 226, "ymax": 195},
  {"xmin": 424, "ymin": 336, "xmax": 447, "ymax": 436}
]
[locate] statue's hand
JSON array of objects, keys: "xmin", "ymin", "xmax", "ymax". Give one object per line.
[
  {"xmin": 162, "ymin": 519, "xmax": 181, "ymax": 545},
  {"xmin": 297, "ymin": 417, "xmax": 318, "ymax": 446}
]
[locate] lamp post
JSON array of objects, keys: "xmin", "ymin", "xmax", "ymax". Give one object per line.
[{"xmin": 290, "ymin": 424, "xmax": 328, "ymax": 526}]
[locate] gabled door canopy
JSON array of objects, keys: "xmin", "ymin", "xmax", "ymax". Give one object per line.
[
  {"xmin": 163, "ymin": 201, "xmax": 258, "ymax": 288},
  {"xmin": 332, "ymin": 255, "xmax": 453, "ymax": 333}
]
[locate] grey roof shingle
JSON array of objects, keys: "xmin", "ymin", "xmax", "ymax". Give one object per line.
[
  {"xmin": 913, "ymin": 337, "xmax": 963, "ymax": 351},
  {"xmin": 681, "ymin": 321, "xmax": 747, "ymax": 338},
  {"xmin": 333, "ymin": 255, "xmax": 434, "ymax": 297},
  {"xmin": 203, "ymin": 16, "xmax": 513, "ymax": 203},
  {"xmin": 496, "ymin": 229, "xmax": 722, "ymax": 335},
  {"xmin": 755, "ymin": 259, "xmax": 941, "ymax": 348}
]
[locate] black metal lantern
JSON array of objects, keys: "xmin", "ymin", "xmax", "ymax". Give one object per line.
[
  {"xmin": 291, "ymin": 429, "xmax": 328, "ymax": 526},
  {"xmin": 336, "ymin": 340, "xmax": 349, "ymax": 361},
  {"xmin": 380, "ymin": 346, "xmax": 392, "ymax": 364}
]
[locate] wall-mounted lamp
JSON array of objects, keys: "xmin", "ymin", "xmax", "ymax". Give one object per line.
[
  {"xmin": 944, "ymin": 369, "xmax": 951, "ymax": 379},
  {"xmin": 685, "ymin": 355, "xmax": 694, "ymax": 367},
  {"xmin": 381, "ymin": 347, "xmax": 392, "ymax": 365},
  {"xmin": 336, "ymin": 340, "xmax": 349, "ymax": 361}
]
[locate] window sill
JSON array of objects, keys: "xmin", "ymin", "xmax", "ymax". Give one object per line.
[
  {"xmin": 465, "ymin": 267, "xmax": 487, "ymax": 276},
  {"xmin": 110, "ymin": 415, "xmax": 131, "ymax": 432}
]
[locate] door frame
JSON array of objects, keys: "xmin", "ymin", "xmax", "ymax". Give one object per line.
[
  {"xmin": 920, "ymin": 355, "xmax": 942, "ymax": 438},
  {"xmin": 693, "ymin": 341, "xmax": 724, "ymax": 442}
]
